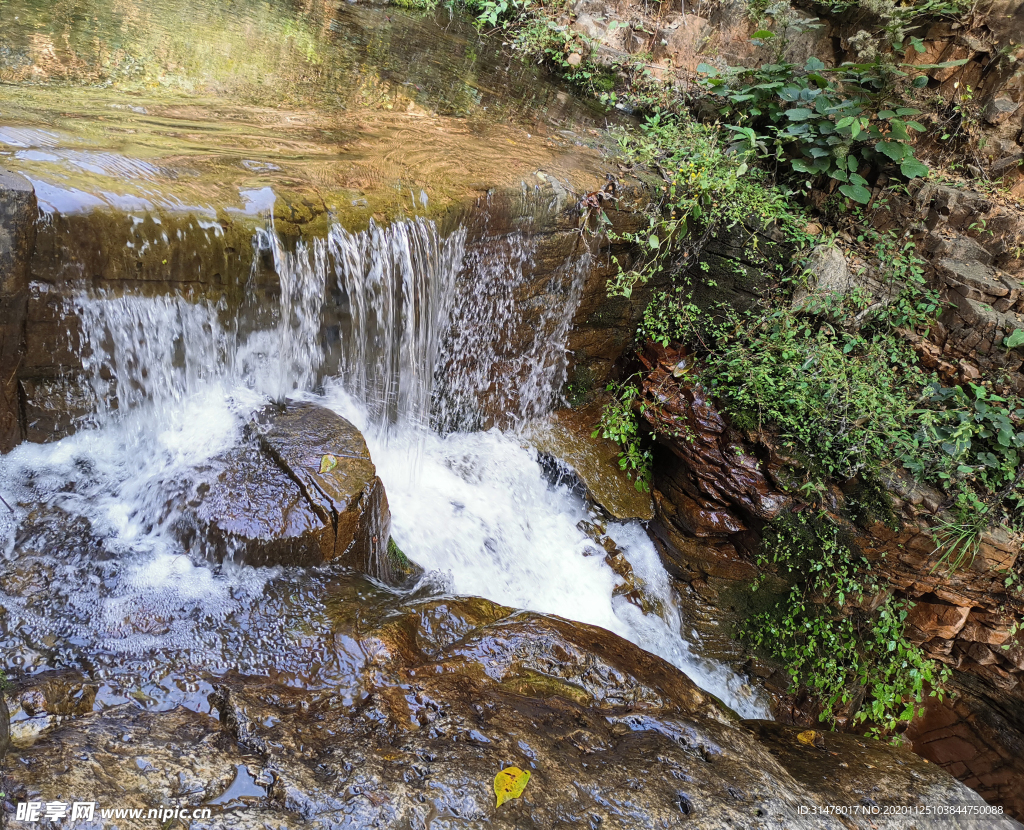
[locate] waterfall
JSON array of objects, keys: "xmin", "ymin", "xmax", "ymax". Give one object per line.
[
  {"xmin": 70, "ymin": 218, "xmax": 467, "ymax": 433},
  {"xmin": 0, "ymin": 208, "xmax": 770, "ymax": 720},
  {"xmin": 327, "ymin": 219, "xmax": 466, "ymax": 428}
]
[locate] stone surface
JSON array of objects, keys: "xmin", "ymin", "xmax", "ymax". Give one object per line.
[
  {"xmin": 526, "ymin": 400, "xmax": 654, "ymax": 521},
  {"xmin": 0, "ymin": 168, "xmax": 37, "ymax": 453},
  {"xmin": 185, "ymin": 402, "xmax": 392, "ymax": 576},
  {"xmin": 640, "ymin": 343, "xmax": 790, "ymax": 537},
  {"xmin": 637, "ymin": 340, "xmax": 1024, "ymax": 818},
  {"xmin": 4, "ymin": 597, "xmax": 1014, "ymax": 830},
  {"xmin": 984, "ymin": 97, "xmax": 1021, "ymax": 126},
  {"xmin": 908, "ymin": 673, "xmax": 1024, "ymax": 822}
]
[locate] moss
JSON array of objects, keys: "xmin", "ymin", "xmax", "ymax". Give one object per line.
[
  {"xmin": 564, "ymin": 364, "xmax": 596, "ymax": 408},
  {"xmin": 387, "ymin": 537, "xmax": 411, "ymax": 569}
]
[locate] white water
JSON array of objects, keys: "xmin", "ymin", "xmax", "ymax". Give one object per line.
[{"xmin": 0, "ymin": 212, "xmax": 769, "ymax": 718}]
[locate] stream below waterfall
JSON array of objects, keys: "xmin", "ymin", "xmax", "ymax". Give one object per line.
[{"xmin": 0, "ymin": 214, "xmax": 769, "ymax": 722}]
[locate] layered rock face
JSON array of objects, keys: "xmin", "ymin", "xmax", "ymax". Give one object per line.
[
  {"xmin": 635, "ymin": 341, "xmax": 1024, "ymax": 819},
  {"xmin": 0, "ymin": 170, "xmax": 37, "ymax": 452},
  {"xmin": 4, "ymin": 596, "xmax": 1012, "ymax": 829},
  {"xmin": 183, "ymin": 402, "xmax": 392, "ymax": 576}
]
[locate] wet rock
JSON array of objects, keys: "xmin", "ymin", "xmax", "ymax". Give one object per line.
[
  {"xmin": 0, "ymin": 690, "xmax": 9, "ymax": 763},
  {"xmin": 640, "ymin": 343, "xmax": 790, "ymax": 536},
  {"xmin": 9, "ymin": 597, "xmax": 1013, "ymax": 830},
  {"xmin": 526, "ymin": 400, "xmax": 654, "ymax": 521},
  {"xmin": 908, "ymin": 673, "xmax": 1024, "ymax": 821},
  {"xmin": 185, "ymin": 402, "xmax": 392, "ymax": 577},
  {"xmin": 0, "ymin": 168, "xmax": 36, "ymax": 453}
]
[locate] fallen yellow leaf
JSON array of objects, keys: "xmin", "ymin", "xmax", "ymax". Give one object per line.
[
  {"xmin": 797, "ymin": 729, "xmax": 824, "ymax": 748},
  {"xmin": 494, "ymin": 766, "xmax": 530, "ymax": 808},
  {"xmin": 319, "ymin": 454, "xmax": 338, "ymax": 473}
]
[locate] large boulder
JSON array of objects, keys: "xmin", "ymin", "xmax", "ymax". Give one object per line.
[
  {"xmin": 3, "ymin": 596, "xmax": 1014, "ymax": 830},
  {"xmin": 184, "ymin": 402, "xmax": 392, "ymax": 578}
]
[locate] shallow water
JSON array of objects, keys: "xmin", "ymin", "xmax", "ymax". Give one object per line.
[{"xmin": 0, "ymin": 0, "xmax": 617, "ymax": 224}]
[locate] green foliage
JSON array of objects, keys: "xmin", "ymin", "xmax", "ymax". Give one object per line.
[
  {"xmin": 642, "ymin": 290, "xmax": 702, "ymax": 348},
  {"xmin": 910, "ymin": 383, "xmax": 1024, "ymax": 502},
  {"xmin": 1004, "ymin": 329, "xmax": 1024, "ymax": 350},
  {"xmin": 702, "ymin": 305, "xmax": 927, "ymax": 481},
  {"xmin": 593, "ymin": 380, "xmax": 652, "ymax": 491},
  {"xmin": 460, "ymin": 0, "xmax": 529, "ymax": 27},
  {"xmin": 387, "ymin": 537, "xmax": 411, "ymax": 569},
  {"xmin": 609, "ymin": 112, "xmax": 797, "ymax": 297},
  {"xmin": 743, "ymin": 511, "xmax": 950, "ymax": 735},
  {"xmin": 696, "ymin": 56, "xmax": 947, "ymax": 201},
  {"xmin": 392, "ymin": 0, "xmax": 441, "ymax": 10}
]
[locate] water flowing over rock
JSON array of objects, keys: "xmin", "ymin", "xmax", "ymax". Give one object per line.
[
  {"xmin": 4, "ymin": 0, "xmax": 1021, "ymax": 820},
  {"xmin": 0, "ymin": 169, "xmax": 36, "ymax": 452}
]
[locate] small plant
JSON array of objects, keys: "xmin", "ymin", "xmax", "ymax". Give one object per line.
[
  {"xmin": 608, "ymin": 112, "xmax": 797, "ymax": 297},
  {"xmin": 696, "ymin": 56, "xmax": 950, "ymax": 203},
  {"xmin": 593, "ymin": 379, "xmax": 652, "ymax": 491},
  {"xmin": 387, "ymin": 537, "xmax": 411, "ymax": 569},
  {"xmin": 743, "ymin": 511, "xmax": 950, "ymax": 736}
]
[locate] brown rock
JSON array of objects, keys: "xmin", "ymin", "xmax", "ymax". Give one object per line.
[
  {"xmin": 526, "ymin": 400, "xmax": 654, "ymax": 521},
  {"xmin": 984, "ymin": 97, "xmax": 1021, "ymax": 126},
  {"xmin": 185, "ymin": 402, "xmax": 392, "ymax": 577},
  {"xmin": 0, "ymin": 168, "xmax": 37, "ymax": 453}
]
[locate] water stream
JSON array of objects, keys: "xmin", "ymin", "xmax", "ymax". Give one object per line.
[{"xmin": 0, "ymin": 213, "xmax": 768, "ymax": 720}]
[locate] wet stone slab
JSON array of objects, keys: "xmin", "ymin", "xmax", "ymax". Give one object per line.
[{"xmin": 3, "ymin": 596, "xmax": 1017, "ymax": 830}]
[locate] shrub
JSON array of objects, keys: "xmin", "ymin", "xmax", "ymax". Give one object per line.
[{"xmin": 744, "ymin": 510, "xmax": 950, "ymax": 736}]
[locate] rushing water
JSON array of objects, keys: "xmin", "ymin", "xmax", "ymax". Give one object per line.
[{"xmin": 0, "ymin": 214, "xmax": 768, "ymax": 719}]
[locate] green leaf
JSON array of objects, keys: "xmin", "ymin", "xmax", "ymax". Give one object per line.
[
  {"xmin": 786, "ymin": 107, "xmax": 815, "ymax": 121},
  {"xmin": 895, "ymin": 107, "xmax": 922, "ymax": 116},
  {"xmin": 913, "ymin": 75, "xmax": 929, "ymax": 88},
  {"xmin": 648, "ymin": 234, "xmax": 660, "ymax": 249},
  {"xmin": 1004, "ymin": 330, "xmax": 1024, "ymax": 349},
  {"xmin": 876, "ymin": 140, "xmax": 910, "ymax": 161},
  {"xmin": 878, "ymin": 110, "xmax": 896, "ymax": 120},
  {"xmin": 752, "ymin": 29, "xmax": 776, "ymax": 39},
  {"xmin": 900, "ymin": 157, "xmax": 929, "ymax": 179},
  {"xmin": 805, "ymin": 56, "xmax": 826, "ymax": 71},
  {"xmin": 912, "ymin": 58, "xmax": 970, "ymax": 70},
  {"xmin": 839, "ymin": 183, "xmax": 872, "ymax": 204}
]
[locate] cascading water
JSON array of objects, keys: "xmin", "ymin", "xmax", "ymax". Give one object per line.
[{"xmin": 0, "ymin": 207, "xmax": 769, "ymax": 719}]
